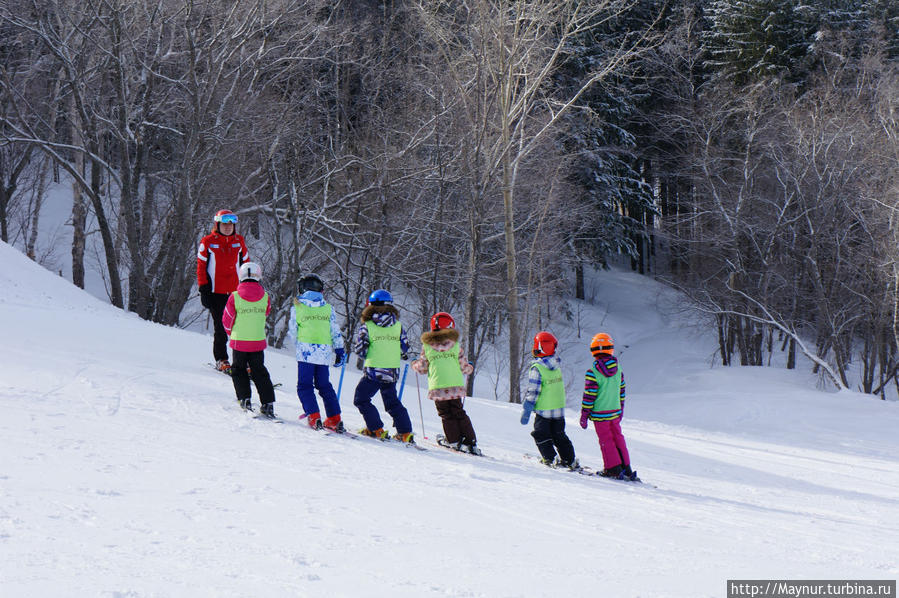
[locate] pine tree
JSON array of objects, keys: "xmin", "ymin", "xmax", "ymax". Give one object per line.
[
  {"xmin": 555, "ymin": 1, "xmax": 657, "ymax": 284},
  {"xmin": 703, "ymin": 0, "xmax": 817, "ymax": 85}
]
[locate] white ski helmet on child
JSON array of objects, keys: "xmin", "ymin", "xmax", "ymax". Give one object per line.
[{"xmin": 239, "ymin": 261, "xmax": 262, "ymax": 282}]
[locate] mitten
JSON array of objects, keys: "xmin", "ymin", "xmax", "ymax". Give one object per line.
[
  {"xmin": 334, "ymin": 348, "xmax": 346, "ymax": 367},
  {"xmin": 199, "ymin": 283, "xmax": 212, "ymax": 308},
  {"xmin": 579, "ymin": 410, "xmax": 589, "ymax": 429},
  {"xmin": 520, "ymin": 401, "xmax": 534, "ymax": 425},
  {"xmin": 401, "ymin": 352, "xmax": 409, "ymax": 361}
]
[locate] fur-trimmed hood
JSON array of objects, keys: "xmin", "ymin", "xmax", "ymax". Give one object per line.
[
  {"xmin": 420, "ymin": 328, "xmax": 459, "ymax": 348},
  {"xmin": 360, "ymin": 303, "xmax": 400, "ymax": 323}
]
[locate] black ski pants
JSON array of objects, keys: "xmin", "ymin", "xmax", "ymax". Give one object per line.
[
  {"xmin": 231, "ymin": 349, "xmax": 275, "ymax": 405},
  {"xmin": 207, "ymin": 293, "xmax": 230, "ymax": 362},
  {"xmin": 435, "ymin": 399, "xmax": 477, "ymax": 445},
  {"xmin": 531, "ymin": 414, "xmax": 576, "ymax": 465}
]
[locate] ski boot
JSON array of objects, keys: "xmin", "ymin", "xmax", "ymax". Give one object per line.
[
  {"xmin": 359, "ymin": 427, "xmax": 389, "ymax": 440},
  {"xmin": 306, "ymin": 412, "xmax": 323, "ymax": 430},
  {"xmin": 393, "ymin": 432, "xmax": 415, "ymax": 444},
  {"xmin": 436, "ymin": 434, "xmax": 463, "ymax": 451},
  {"xmin": 599, "ymin": 465, "xmax": 624, "ymax": 478},
  {"xmin": 557, "ymin": 457, "xmax": 581, "ymax": 472},
  {"xmin": 216, "ymin": 359, "xmax": 232, "ymax": 375},
  {"xmin": 322, "ymin": 414, "xmax": 345, "ymax": 433},
  {"xmin": 463, "ymin": 442, "xmax": 482, "ymax": 456},
  {"xmin": 259, "ymin": 402, "xmax": 276, "ymax": 419},
  {"xmin": 238, "ymin": 397, "xmax": 253, "ymax": 411},
  {"xmin": 621, "ymin": 464, "xmax": 639, "ymax": 481}
]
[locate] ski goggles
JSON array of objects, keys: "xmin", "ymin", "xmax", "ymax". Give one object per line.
[{"xmin": 215, "ymin": 213, "xmax": 238, "ymax": 224}]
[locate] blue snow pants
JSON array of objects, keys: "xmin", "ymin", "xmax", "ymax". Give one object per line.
[
  {"xmin": 296, "ymin": 362, "xmax": 341, "ymax": 417},
  {"xmin": 353, "ymin": 375, "xmax": 412, "ymax": 434}
]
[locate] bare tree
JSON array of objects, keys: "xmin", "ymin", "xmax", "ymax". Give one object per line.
[{"xmin": 415, "ymin": 0, "xmax": 656, "ymax": 402}]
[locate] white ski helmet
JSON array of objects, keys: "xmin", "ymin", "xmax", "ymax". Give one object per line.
[{"xmin": 239, "ymin": 261, "xmax": 262, "ymax": 282}]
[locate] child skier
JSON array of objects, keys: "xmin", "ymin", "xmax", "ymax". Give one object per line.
[
  {"xmin": 520, "ymin": 331, "xmax": 578, "ymax": 470},
  {"xmin": 579, "ymin": 332, "xmax": 636, "ymax": 480},
  {"xmin": 197, "ymin": 209, "xmax": 250, "ymax": 373},
  {"xmin": 352, "ymin": 289, "xmax": 414, "ymax": 441},
  {"xmin": 288, "ymin": 273, "xmax": 346, "ymax": 431},
  {"xmin": 411, "ymin": 312, "xmax": 481, "ymax": 455},
  {"xmin": 221, "ymin": 261, "xmax": 276, "ymax": 418}
]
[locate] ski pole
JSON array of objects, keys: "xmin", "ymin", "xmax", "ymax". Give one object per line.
[
  {"xmin": 336, "ymin": 359, "xmax": 346, "ymax": 401},
  {"xmin": 415, "ymin": 372, "xmax": 427, "ymax": 439},
  {"xmin": 397, "ymin": 362, "xmax": 409, "ymax": 401}
]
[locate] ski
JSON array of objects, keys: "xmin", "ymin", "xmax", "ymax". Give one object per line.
[
  {"xmin": 353, "ymin": 429, "xmax": 428, "ymax": 451},
  {"xmin": 434, "ymin": 434, "xmax": 485, "ymax": 457},
  {"xmin": 523, "ymin": 453, "xmax": 597, "ymax": 476},
  {"xmin": 252, "ymin": 414, "xmax": 284, "ymax": 423}
]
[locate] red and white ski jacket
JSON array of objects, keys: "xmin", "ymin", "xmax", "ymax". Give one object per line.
[{"xmin": 196, "ymin": 230, "xmax": 249, "ymax": 294}]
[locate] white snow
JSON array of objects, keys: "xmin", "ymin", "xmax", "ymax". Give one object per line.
[{"xmin": 1, "ymin": 240, "xmax": 898, "ymax": 597}]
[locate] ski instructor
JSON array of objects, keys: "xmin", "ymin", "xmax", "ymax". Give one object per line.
[{"xmin": 197, "ymin": 209, "xmax": 249, "ymax": 373}]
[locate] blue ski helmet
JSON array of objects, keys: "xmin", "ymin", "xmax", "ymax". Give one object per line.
[{"xmin": 368, "ymin": 289, "xmax": 393, "ymax": 305}]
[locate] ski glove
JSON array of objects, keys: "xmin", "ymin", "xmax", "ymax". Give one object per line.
[
  {"xmin": 199, "ymin": 283, "xmax": 212, "ymax": 308},
  {"xmin": 579, "ymin": 410, "xmax": 590, "ymax": 429},
  {"xmin": 334, "ymin": 348, "xmax": 346, "ymax": 367},
  {"xmin": 520, "ymin": 401, "xmax": 534, "ymax": 425}
]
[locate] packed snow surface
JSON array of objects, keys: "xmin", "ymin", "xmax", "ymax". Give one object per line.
[{"xmin": 1, "ymin": 240, "xmax": 897, "ymax": 597}]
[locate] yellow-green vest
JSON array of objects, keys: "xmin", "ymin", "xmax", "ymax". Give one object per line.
[
  {"xmin": 364, "ymin": 320, "xmax": 401, "ymax": 368},
  {"xmin": 294, "ymin": 302, "xmax": 332, "ymax": 345},
  {"xmin": 589, "ymin": 366, "xmax": 623, "ymax": 413},
  {"xmin": 423, "ymin": 344, "xmax": 465, "ymax": 389},
  {"xmin": 533, "ymin": 362, "xmax": 565, "ymax": 411},
  {"xmin": 230, "ymin": 292, "xmax": 268, "ymax": 342}
]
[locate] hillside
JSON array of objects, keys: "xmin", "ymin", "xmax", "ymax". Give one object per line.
[{"xmin": 2, "ymin": 240, "xmax": 898, "ymax": 598}]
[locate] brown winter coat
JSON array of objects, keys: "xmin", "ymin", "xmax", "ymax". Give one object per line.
[{"xmin": 411, "ymin": 328, "xmax": 473, "ymax": 401}]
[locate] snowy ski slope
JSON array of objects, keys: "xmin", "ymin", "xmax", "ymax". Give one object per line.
[{"xmin": 1, "ymin": 240, "xmax": 898, "ymax": 597}]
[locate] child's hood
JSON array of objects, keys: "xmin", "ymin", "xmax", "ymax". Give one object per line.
[
  {"xmin": 295, "ymin": 290, "xmax": 326, "ymax": 307},
  {"xmin": 420, "ymin": 328, "xmax": 459, "ymax": 351},
  {"xmin": 360, "ymin": 304, "xmax": 399, "ymax": 326},
  {"xmin": 236, "ymin": 280, "xmax": 266, "ymax": 302},
  {"xmin": 592, "ymin": 355, "xmax": 619, "ymax": 378}
]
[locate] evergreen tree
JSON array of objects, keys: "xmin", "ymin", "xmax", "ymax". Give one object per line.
[
  {"xmin": 555, "ymin": 1, "xmax": 657, "ymax": 284},
  {"xmin": 703, "ymin": 0, "xmax": 817, "ymax": 85}
]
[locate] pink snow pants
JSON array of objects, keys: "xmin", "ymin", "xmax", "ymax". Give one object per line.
[{"xmin": 593, "ymin": 418, "xmax": 630, "ymax": 469}]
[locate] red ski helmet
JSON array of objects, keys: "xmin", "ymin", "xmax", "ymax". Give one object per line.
[
  {"xmin": 213, "ymin": 209, "xmax": 238, "ymax": 224},
  {"xmin": 590, "ymin": 332, "xmax": 614, "ymax": 356},
  {"xmin": 430, "ymin": 312, "xmax": 455, "ymax": 331},
  {"xmin": 532, "ymin": 331, "xmax": 558, "ymax": 357}
]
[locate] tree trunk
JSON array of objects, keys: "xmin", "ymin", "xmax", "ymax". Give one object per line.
[
  {"xmin": 575, "ymin": 261, "xmax": 585, "ymax": 300},
  {"xmin": 88, "ymin": 153, "xmax": 124, "ymax": 308},
  {"xmin": 464, "ymin": 212, "xmax": 481, "ymax": 398}
]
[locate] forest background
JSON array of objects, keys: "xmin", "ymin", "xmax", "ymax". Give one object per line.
[{"xmin": 1, "ymin": 0, "xmax": 897, "ymax": 400}]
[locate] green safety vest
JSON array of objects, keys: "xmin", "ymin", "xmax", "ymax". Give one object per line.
[
  {"xmin": 589, "ymin": 366, "xmax": 623, "ymax": 413},
  {"xmin": 230, "ymin": 292, "xmax": 268, "ymax": 342},
  {"xmin": 533, "ymin": 362, "xmax": 566, "ymax": 411},
  {"xmin": 423, "ymin": 344, "xmax": 465, "ymax": 390},
  {"xmin": 364, "ymin": 320, "xmax": 402, "ymax": 368},
  {"xmin": 294, "ymin": 302, "xmax": 333, "ymax": 345}
]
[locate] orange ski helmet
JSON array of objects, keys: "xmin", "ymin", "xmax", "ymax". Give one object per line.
[
  {"xmin": 430, "ymin": 312, "xmax": 455, "ymax": 331},
  {"xmin": 533, "ymin": 331, "xmax": 558, "ymax": 357},
  {"xmin": 590, "ymin": 332, "xmax": 614, "ymax": 356}
]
